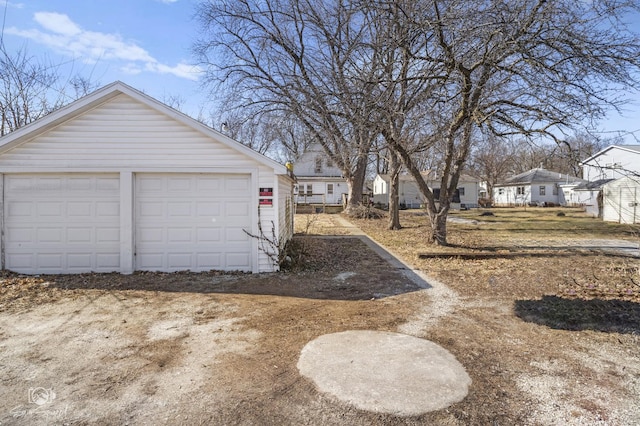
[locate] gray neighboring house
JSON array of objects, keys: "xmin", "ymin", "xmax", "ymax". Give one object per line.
[
  {"xmin": 372, "ymin": 172, "xmax": 481, "ymax": 209},
  {"xmin": 493, "ymin": 168, "xmax": 585, "ymax": 206}
]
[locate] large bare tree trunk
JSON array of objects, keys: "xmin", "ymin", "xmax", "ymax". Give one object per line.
[{"xmin": 345, "ymin": 154, "xmax": 368, "ymax": 209}]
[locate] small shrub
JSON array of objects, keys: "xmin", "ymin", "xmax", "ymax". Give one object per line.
[{"xmin": 344, "ymin": 204, "xmax": 387, "ymax": 219}]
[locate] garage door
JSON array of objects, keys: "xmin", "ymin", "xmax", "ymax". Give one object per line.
[
  {"xmin": 4, "ymin": 174, "xmax": 120, "ymax": 273},
  {"xmin": 135, "ymin": 174, "xmax": 253, "ymax": 272}
]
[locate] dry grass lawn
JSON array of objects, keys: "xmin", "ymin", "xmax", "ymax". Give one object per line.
[{"xmin": 0, "ymin": 207, "xmax": 638, "ymax": 425}]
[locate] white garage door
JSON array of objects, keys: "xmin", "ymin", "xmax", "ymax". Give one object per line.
[
  {"xmin": 135, "ymin": 174, "xmax": 253, "ymax": 272},
  {"xmin": 4, "ymin": 174, "xmax": 120, "ymax": 273}
]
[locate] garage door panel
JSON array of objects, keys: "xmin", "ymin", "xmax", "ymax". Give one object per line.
[
  {"xmin": 37, "ymin": 228, "xmax": 63, "ymax": 243},
  {"xmin": 197, "ymin": 202, "xmax": 220, "ymax": 217},
  {"xmin": 167, "ymin": 202, "xmax": 192, "ymax": 217},
  {"xmin": 139, "ymin": 202, "xmax": 163, "ymax": 218},
  {"xmin": 226, "ymin": 176, "xmax": 250, "ymax": 192},
  {"xmin": 197, "ymin": 228, "xmax": 221, "ymax": 242},
  {"xmin": 226, "ymin": 202, "xmax": 250, "ymax": 217},
  {"xmin": 135, "ymin": 173, "xmax": 253, "ymax": 272},
  {"xmin": 67, "ymin": 228, "xmax": 92, "ymax": 243},
  {"xmin": 167, "ymin": 228, "xmax": 192, "ymax": 242},
  {"xmin": 8, "ymin": 202, "xmax": 32, "ymax": 217},
  {"xmin": 97, "ymin": 228, "xmax": 120, "ymax": 243},
  {"xmin": 226, "ymin": 227, "xmax": 250, "ymax": 242},
  {"xmin": 4, "ymin": 174, "xmax": 120, "ymax": 274},
  {"xmin": 138, "ymin": 227, "xmax": 164, "ymax": 243},
  {"xmin": 227, "ymin": 252, "xmax": 251, "ymax": 268},
  {"xmin": 68, "ymin": 202, "xmax": 92, "ymax": 217},
  {"xmin": 7, "ymin": 227, "xmax": 32, "ymax": 243},
  {"xmin": 197, "ymin": 177, "xmax": 221, "ymax": 191},
  {"xmin": 37, "ymin": 202, "xmax": 63, "ymax": 216}
]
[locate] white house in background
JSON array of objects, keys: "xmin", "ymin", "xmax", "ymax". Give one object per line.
[
  {"xmin": 581, "ymin": 145, "xmax": 640, "ymax": 181},
  {"xmin": 293, "ymin": 143, "xmax": 348, "ymax": 205},
  {"xmin": 571, "ymin": 145, "xmax": 640, "ymax": 222},
  {"xmin": 0, "ymin": 81, "xmax": 294, "ymax": 275},
  {"xmin": 372, "ymin": 171, "xmax": 481, "ymax": 209},
  {"xmin": 571, "ymin": 179, "xmax": 615, "ymax": 218},
  {"xmin": 493, "ymin": 168, "xmax": 584, "ymax": 206}
]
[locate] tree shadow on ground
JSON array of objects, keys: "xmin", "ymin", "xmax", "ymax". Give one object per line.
[{"xmin": 514, "ymin": 296, "xmax": 640, "ymax": 334}]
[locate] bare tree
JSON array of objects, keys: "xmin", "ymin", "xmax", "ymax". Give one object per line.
[
  {"xmin": 0, "ymin": 46, "xmax": 61, "ymax": 136},
  {"xmin": 384, "ymin": 0, "xmax": 640, "ymax": 245},
  {"xmin": 0, "ymin": 46, "xmax": 99, "ymax": 136},
  {"xmin": 469, "ymin": 133, "xmax": 517, "ymax": 203},
  {"xmin": 194, "ymin": 0, "xmax": 381, "ymax": 208}
]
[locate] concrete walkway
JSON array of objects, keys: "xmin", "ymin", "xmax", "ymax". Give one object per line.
[{"xmin": 331, "ymin": 215, "xmax": 431, "ymax": 289}]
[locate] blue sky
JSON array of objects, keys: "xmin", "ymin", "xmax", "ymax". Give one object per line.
[
  {"xmin": 1, "ymin": 0, "xmax": 212, "ymax": 118},
  {"xmin": 1, "ymin": 0, "xmax": 639, "ymax": 144}
]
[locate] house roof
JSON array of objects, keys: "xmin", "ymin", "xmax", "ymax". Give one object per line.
[
  {"xmin": 0, "ymin": 81, "xmax": 287, "ymax": 174},
  {"xmin": 581, "ymin": 144, "xmax": 640, "ymax": 165},
  {"xmin": 572, "ymin": 178, "xmax": 616, "ymax": 191},
  {"xmin": 495, "ymin": 168, "xmax": 584, "ymax": 186},
  {"xmin": 377, "ymin": 171, "xmax": 479, "ymax": 183}
]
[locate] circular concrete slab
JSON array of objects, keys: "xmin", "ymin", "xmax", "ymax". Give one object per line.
[{"xmin": 297, "ymin": 330, "xmax": 471, "ymax": 416}]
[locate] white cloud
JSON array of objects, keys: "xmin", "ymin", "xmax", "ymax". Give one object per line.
[
  {"xmin": 5, "ymin": 12, "xmax": 200, "ymax": 81},
  {"xmin": 0, "ymin": 1, "xmax": 24, "ymax": 8}
]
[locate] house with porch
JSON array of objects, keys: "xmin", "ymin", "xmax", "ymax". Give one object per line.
[{"xmin": 292, "ymin": 143, "xmax": 348, "ymax": 207}]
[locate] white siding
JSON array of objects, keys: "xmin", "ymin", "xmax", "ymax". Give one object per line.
[
  {"xmin": 0, "ymin": 93, "xmax": 284, "ymax": 273},
  {"xmin": 0, "ymin": 95, "xmax": 266, "ymax": 170},
  {"xmin": 603, "ymin": 177, "xmax": 640, "ymax": 224},
  {"xmin": 582, "ymin": 147, "xmax": 640, "ymax": 181}
]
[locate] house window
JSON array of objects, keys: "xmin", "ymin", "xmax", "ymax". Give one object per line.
[
  {"xmin": 552, "ymin": 185, "xmax": 558, "ymax": 195},
  {"xmin": 458, "ymin": 187, "xmax": 465, "ymax": 196},
  {"xmin": 539, "ymin": 185, "xmax": 546, "ymax": 196},
  {"xmin": 315, "ymin": 157, "xmax": 322, "ymax": 173},
  {"xmin": 327, "ymin": 184, "xmax": 334, "ymax": 195},
  {"xmin": 327, "ymin": 159, "xmax": 333, "ymax": 168},
  {"xmin": 517, "ymin": 186, "xmax": 525, "ymax": 195},
  {"xmin": 498, "ymin": 188, "xmax": 504, "ymax": 195},
  {"xmin": 306, "ymin": 184, "xmax": 313, "ymax": 196}
]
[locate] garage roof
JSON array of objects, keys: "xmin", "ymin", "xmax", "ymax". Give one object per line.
[{"xmin": 0, "ymin": 81, "xmax": 287, "ymax": 174}]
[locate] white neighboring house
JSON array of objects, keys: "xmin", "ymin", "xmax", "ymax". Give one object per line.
[
  {"xmin": 570, "ymin": 179, "xmax": 615, "ymax": 218},
  {"xmin": 372, "ymin": 172, "xmax": 481, "ymax": 209},
  {"xmin": 575, "ymin": 145, "xmax": 640, "ymax": 223},
  {"xmin": 493, "ymin": 168, "xmax": 584, "ymax": 206},
  {"xmin": 0, "ymin": 81, "xmax": 294, "ymax": 275},
  {"xmin": 293, "ymin": 143, "xmax": 348, "ymax": 205},
  {"xmin": 581, "ymin": 145, "xmax": 640, "ymax": 181}
]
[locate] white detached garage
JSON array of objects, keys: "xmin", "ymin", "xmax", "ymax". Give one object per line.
[{"xmin": 0, "ymin": 81, "xmax": 293, "ymax": 274}]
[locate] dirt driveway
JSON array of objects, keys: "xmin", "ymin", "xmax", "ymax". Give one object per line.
[
  {"xmin": 1, "ymin": 215, "xmax": 639, "ymax": 425},
  {"xmin": 0, "ymin": 237, "xmax": 431, "ymax": 425}
]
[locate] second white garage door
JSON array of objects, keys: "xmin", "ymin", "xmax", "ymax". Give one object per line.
[{"xmin": 135, "ymin": 173, "xmax": 253, "ymax": 272}]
